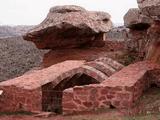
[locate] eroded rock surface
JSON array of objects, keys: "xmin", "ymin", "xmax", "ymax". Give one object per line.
[
  {"xmin": 136, "ymin": 0, "xmax": 160, "ymax": 64},
  {"xmin": 137, "ymin": 0, "xmax": 160, "ymax": 20},
  {"xmin": 124, "ymin": 8, "xmax": 152, "ymax": 30},
  {"xmin": 24, "ymin": 5, "xmax": 112, "ymax": 49},
  {"xmin": 123, "ymin": 8, "xmax": 152, "ymax": 63}
]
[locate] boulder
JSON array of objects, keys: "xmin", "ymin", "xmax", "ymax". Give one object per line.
[
  {"xmin": 23, "ymin": 5, "xmax": 112, "ymax": 49},
  {"xmin": 137, "ymin": 0, "xmax": 160, "ymax": 20},
  {"xmin": 124, "ymin": 8, "xmax": 152, "ymax": 30}
]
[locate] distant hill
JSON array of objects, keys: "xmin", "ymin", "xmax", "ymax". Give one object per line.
[{"xmin": 0, "ymin": 25, "xmax": 33, "ymax": 38}]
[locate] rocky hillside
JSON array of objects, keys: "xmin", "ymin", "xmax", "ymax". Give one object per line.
[
  {"xmin": 0, "ymin": 36, "xmax": 46, "ymax": 81},
  {"xmin": 0, "ymin": 25, "xmax": 33, "ymax": 38}
]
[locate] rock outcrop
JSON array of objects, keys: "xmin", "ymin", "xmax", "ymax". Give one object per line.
[
  {"xmin": 123, "ymin": 8, "xmax": 152, "ymax": 63},
  {"xmin": 124, "ymin": 8, "xmax": 152, "ymax": 29},
  {"xmin": 137, "ymin": 0, "xmax": 160, "ymax": 20},
  {"xmin": 23, "ymin": 5, "xmax": 112, "ymax": 49},
  {"xmin": 137, "ymin": 0, "xmax": 160, "ymax": 64}
]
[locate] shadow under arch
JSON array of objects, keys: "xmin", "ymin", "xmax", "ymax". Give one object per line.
[{"xmin": 41, "ymin": 73, "xmax": 100, "ymax": 114}]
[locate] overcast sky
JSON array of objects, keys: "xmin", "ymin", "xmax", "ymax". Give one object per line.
[{"xmin": 0, "ymin": 0, "xmax": 138, "ymax": 25}]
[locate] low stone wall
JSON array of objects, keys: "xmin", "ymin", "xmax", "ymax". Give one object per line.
[
  {"xmin": 62, "ymin": 61, "xmax": 160, "ymax": 115},
  {"xmin": 62, "ymin": 84, "xmax": 133, "ymax": 115},
  {"xmin": 0, "ymin": 60, "xmax": 84, "ymax": 113},
  {"xmin": 0, "ymin": 86, "xmax": 42, "ymax": 112},
  {"xmin": 0, "ymin": 59, "xmax": 122, "ymax": 113}
]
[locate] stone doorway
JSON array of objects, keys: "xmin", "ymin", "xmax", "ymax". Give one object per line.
[{"xmin": 41, "ymin": 73, "xmax": 99, "ymax": 114}]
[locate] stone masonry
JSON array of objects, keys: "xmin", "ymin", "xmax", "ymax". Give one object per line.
[
  {"xmin": 0, "ymin": 58, "xmax": 123, "ymax": 113},
  {"xmin": 63, "ymin": 61, "xmax": 160, "ymax": 115}
]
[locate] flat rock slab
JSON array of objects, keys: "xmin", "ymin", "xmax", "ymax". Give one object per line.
[{"xmin": 23, "ymin": 5, "xmax": 112, "ymax": 49}]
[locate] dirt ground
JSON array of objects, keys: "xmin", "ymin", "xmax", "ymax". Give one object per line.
[{"xmin": 0, "ymin": 112, "xmax": 160, "ymax": 120}]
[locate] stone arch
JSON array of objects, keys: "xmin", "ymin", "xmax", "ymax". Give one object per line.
[
  {"xmin": 41, "ymin": 72, "xmax": 101, "ymax": 113},
  {"xmin": 41, "ymin": 65, "xmax": 108, "ymax": 113},
  {"xmin": 41, "ymin": 58, "xmax": 124, "ymax": 114}
]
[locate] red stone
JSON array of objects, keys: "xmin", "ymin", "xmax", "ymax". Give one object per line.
[
  {"xmin": 101, "ymin": 88, "xmax": 109, "ymax": 95},
  {"xmin": 102, "ymin": 101, "xmax": 111, "ymax": 106},
  {"xmin": 107, "ymin": 95, "xmax": 115, "ymax": 99},
  {"xmin": 116, "ymin": 93, "xmax": 130, "ymax": 100},
  {"xmin": 125, "ymin": 86, "xmax": 134, "ymax": 92},
  {"xmin": 74, "ymin": 99, "xmax": 82, "ymax": 105},
  {"xmin": 98, "ymin": 96, "xmax": 106, "ymax": 101},
  {"xmin": 63, "ymin": 102, "xmax": 78, "ymax": 109},
  {"xmin": 112, "ymin": 100, "xmax": 120, "ymax": 107},
  {"xmin": 112, "ymin": 87, "xmax": 122, "ymax": 91},
  {"xmin": 83, "ymin": 102, "xmax": 93, "ymax": 108}
]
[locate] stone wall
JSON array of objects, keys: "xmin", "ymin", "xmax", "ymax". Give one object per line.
[
  {"xmin": 62, "ymin": 84, "xmax": 133, "ymax": 115},
  {"xmin": 0, "ymin": 59, "xmax": 123, "ymax": 113},
  {"xmin": 62, "ymin": 61, "xmax": 160, "ymax": 115},
  {"xmin": 0, "ymin": 86, "xmax": 42, "ymax": 112}
]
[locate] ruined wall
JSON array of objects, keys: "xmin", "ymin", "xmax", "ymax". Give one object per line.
[
  {"xmin": 0, "ymin": 86, "xmax": 42, "ymax": 112},
  {"xmin": 62, "ymin": 61, "xmax": 160, "ymax": 115},
  {"xmin": 62, "ymin": 84, "xmax": 133, "ymax": 115}
]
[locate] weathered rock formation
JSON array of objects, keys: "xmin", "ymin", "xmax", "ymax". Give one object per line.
[
  {"xmin": 123, "ymin": 8, "xmax": 152, "ymax": 62},
  {"xmin": 24, "ymin": 5, "xmax": 112, "ymax": 49},
  {"xmin": 42, "ymin": 48, "xmax": 124, "ymax": 68},
  {"xmin": 137, "ymin": 0, "xmax": 160, "ymax": 64},
  {"xmin": 23, "ymin": 5, "xmax": 120, "ymax": 68},
  {"xmin": 124, "ymin": 8, "xmax": 152, "ymax": 30},
  {"xmin": 137, "ymin": 0, "xmax": 160, "ymax": 20}
]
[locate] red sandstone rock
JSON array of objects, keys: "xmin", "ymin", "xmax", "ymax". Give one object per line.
[
  {"xmin": 123, "ymin": 8, "xmax": 152, "ymax": 62},
  {"xmin": 136, "ymin": 0, "xmax": 160, "ymax": 64},
  {"xmin": 42, "ymin": 47, "xmax": 124, "ymax": 68},
  {"xmin": 23, "ymin": 5, "xmax": 112, "ymax": 49}
]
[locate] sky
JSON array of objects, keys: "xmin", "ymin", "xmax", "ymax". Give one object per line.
[{"xmin": 0, "ymin": 0, "xmax": 138, "ymax": 25}]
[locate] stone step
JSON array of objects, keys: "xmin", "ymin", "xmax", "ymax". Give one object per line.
[{"xmin": 86, "ymin": 61, "xmax": 116, "ymax": 76}]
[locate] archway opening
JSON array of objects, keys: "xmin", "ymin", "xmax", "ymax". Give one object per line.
[{"xmin": 41, "ymin": 73, "xmax": 99, "ymax": 114}]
